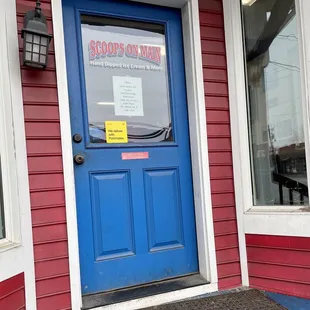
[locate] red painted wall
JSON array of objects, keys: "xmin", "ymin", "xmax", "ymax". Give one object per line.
[
  {"xmin": 0, "ymin": 273, "xmax": 25, "ymax": 310},
  {"xmin": 16, "ymin": 0, "xmax": 71, "ymax": 309},
  {"xmin": 247, "ymin": 234, "xmax": 310, "ymax": 299},
  {"xmin": 199, "ymin": 0, "xmax": 241, "ymax": 289}
]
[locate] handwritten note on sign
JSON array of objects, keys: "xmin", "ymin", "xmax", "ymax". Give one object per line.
[
  {"xmin": 113, "ymin": 76, "xmax": 144, "ymax": 117},
  {"xmin": 105, "ymin": 121, "xmax": 128, "ymax": 144}
]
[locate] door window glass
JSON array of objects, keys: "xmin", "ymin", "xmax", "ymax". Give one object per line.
[
  {"xmin": 81, "ymin": 15, "xmax": 172, "ymax": 144},
  {"xmin": 242, "ymin": 0, "xmax": 308, "ymax": 205}
]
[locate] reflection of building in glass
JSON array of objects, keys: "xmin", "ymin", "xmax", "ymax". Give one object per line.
[
  {"xmin": 265, "ymin": 19, "xmax": 303, "ymax": 151},
  {"xmin": 244, "ymin": 1, "xmax": 308, "ymax": 205}
]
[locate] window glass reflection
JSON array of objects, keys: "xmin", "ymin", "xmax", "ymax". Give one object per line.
[
  {"xmin": 242, "ymin": 0, "xmax": 308, "ymax": 205},
  {"xmin": 0, "ymin": 159, "xmax": 5, "ymax": 239},
  {"xmin": 81, "ymin": 16, "xmax": 172, "ymax": 144}
]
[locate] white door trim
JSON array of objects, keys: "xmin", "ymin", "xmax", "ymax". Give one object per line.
[
  {"xmin": 51, "ymin": 1, "xmax": 83, "ymax": 309},
  {"xmin": 51, "ymin": 0, "xmax": 218, "ymax": 309}
]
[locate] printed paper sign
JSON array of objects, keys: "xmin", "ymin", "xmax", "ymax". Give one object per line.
[
  {"xmin": 122, "ymin": 152, "xmax": 149, "ymax": 160},
  {"xmin": 113, "ymin": 76, "xmax": 144, "ymax": 117},
  {"xmin": 105, "ymin": 121, "xmax": 128, "ymax": 144}
]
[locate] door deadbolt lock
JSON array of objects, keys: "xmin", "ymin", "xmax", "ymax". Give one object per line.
[
  {"xmin": 73, "ymin": 134, "xmax": 83, "ymax": 143},
  {"xmin": 74, "ymin": 154, "xmax": 85, "ymax": 165}
]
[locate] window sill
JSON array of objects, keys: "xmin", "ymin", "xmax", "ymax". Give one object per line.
[
  {"xmin": 244, "ymin": 211, "xmax": 310, "ymax": 237},
  {"xmin": 0, "ymin": 239, "xmax": 21, "ymax": 254},
  {"xmin": 0, "ymin": 241, "xmax": 24, "ymax": 282},
  {"xmin": 246, "ymin": 205, "xmax": 310, "ymax": 214}
]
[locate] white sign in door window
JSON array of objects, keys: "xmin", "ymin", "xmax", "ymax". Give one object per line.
[{"xmin": 113, "ymin": 76, "xmax": 144, "ymax": 117}]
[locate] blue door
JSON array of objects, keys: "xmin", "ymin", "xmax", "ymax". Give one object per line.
[{"xmin": 63, "ymin": 0, "xmax": 198, "ymax": 295}]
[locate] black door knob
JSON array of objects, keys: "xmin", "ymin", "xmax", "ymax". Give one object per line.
[
  {"xmin": 73, "ymin": 134, "xmax": 83, "ymax": 143},
  {"xmin": 74, "ymin": 154, "xmax": 85, "ymax": 165}
]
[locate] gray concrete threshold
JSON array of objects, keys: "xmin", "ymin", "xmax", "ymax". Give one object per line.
[{"xmin": 144, "ymin": 289, "xmax": 287, "ymax": 310}]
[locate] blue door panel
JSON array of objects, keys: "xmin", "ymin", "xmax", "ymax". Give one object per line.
[
  {"xmin": 63, "ymin": 0, "xmax": 199, "ymax": 294},
  {"xmin": 90, "ymin": 171, "xmax": 135, "ymax": 261},
  {"xmin": 144, "ymin": 169, "xmax": 184, "ymax": 251}
]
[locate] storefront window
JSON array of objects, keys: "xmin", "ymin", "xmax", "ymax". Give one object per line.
[
  {"xmin": 242, "ymin": 0, "xmax": 308, "ymax": 205},
  {"xmin": 0, "ymin": 160, "xmax": 5, "ymax": 239}
]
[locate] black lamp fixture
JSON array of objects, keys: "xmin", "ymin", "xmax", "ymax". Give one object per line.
[{"xmin": 22, "ymin": 0, "xmax": 53, "ymax": 69}]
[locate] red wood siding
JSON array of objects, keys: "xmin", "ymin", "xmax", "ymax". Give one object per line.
[
  {"xmin": 199, "ymin": 0, "xmax": 241, "ymax": 289},
  {"xmin": 16, "ymin": 0, "xmax": 71, "ymax": 309},
  {"xmin": 0, "ymin": 273, "xmax": 25, "ymax": 310},
  {"xmin": 247, "ymin": 234, "xmax": 310, "ymax": 299}
]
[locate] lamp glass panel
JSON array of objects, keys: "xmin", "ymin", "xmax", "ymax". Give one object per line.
[
  {"xmin": 32, "ymin": 53, "xmax": 39, "ymax": 62},
  {"xmin": 40, "ymin": 46, "xmax": 47, "ymax": 55},
  {"xmin": 26, "ymin": 33, "xmax": 33, "ymax": 42},
  {"xmin": 40, "ymin": 55, "xmax": 46, "ymax": 64},
  {"xmin": 41, "ymin": 37, "xmax": 48, "ymax": 46},
  {"xmin": 33, "ymin": 35, "xmax": 40, "ymax": 44},
  {"xmin": 25, "ymin": 51, "xmax": 32, "ymax": 61},
  {"xmin": 26, "ymin": 43, "xmax": 32, "ymax": 51},
  {"xmin": 33, "ymin": 44, "xmax": 40, "ymax": 53}
]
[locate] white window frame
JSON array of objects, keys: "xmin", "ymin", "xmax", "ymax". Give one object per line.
[
  {"xmin": 223, "ymin": 0, "xmax": 310, "ymax": 237},
  {"xmin": 0, "ymin": 3, "xmax": 21, "ymax": 250},
  {"xmin": 0, "ymin": 1, "xmax": 36, "ymax": 309}
]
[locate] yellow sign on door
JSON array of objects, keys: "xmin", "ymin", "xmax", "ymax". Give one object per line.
[{"xmin": 105, "ymin": 121, "xmax": 128, "ymax": 144}]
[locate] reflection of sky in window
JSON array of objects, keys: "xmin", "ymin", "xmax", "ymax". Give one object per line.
[
  {"xmin": 81, "ymin": 23, "xmax": 171, "ymax": 130},
  {"xmin": 0, "ymin": 160, "xmax": 4, "ymax": 239},
  {"xmin": 264, "ymin": 15, "xmax": 303, "ymax": 148}
]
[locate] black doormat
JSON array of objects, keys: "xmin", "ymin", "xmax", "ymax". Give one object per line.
[{"xmin": 144, "ymin": 289, "xmax": 287, "ymax": 310}]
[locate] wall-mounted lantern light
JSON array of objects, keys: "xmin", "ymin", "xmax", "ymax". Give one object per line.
[{"xmin": 22, "ymin": 0, "xmax": 53, "ymax": 69}]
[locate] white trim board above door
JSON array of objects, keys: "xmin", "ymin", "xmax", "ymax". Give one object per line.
[{"xmin": 51, "ymin": 0, "xmax": 218, "ymax": 308}]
